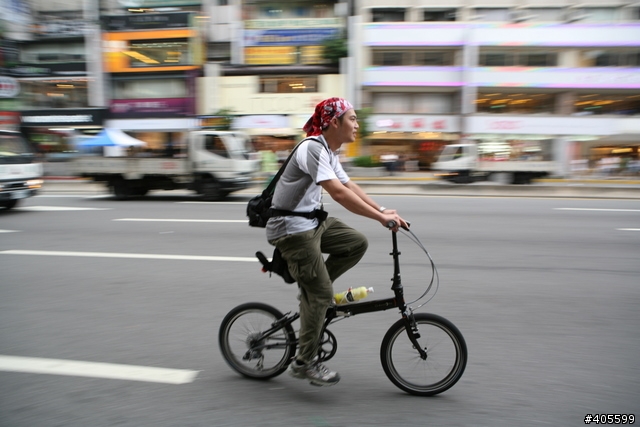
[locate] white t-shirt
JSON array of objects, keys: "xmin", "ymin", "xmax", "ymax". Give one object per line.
[{"xmin": 266, "ymin": 135, "xmax": 350, "ymax": 241}]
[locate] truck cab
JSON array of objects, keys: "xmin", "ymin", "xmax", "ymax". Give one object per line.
[
  {"xmin": 431, "ymin": 144, "xmax": 478, "ymax": 183},
  {"xmin": 0, "ymin": 130, "xmax": 43, "ymax": 210},
  {"xmin": 189, "ymin": 131, "xmax": 260, "ymax": 199}
]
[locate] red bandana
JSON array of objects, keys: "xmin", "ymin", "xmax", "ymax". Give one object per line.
[{"xmin": 303, "ymin": 97, "xmax": 354, "ymax": 137}]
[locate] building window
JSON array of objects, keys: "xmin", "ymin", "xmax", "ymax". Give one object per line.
[
  {"xmin": 21, "ymin": 42, "xmax": 86, "ymax": 64},
  {"xmin": 422, "ymin": 8, "xmax": 457, "ymax": 21},
  {"xmin": 528, "ymin": 8, "xmax": 564, "ymax": 22},
  {"xmin": 375, "ymin": 52, "xmax": 404, "ymax": 66},
  {"xmin": 582, "ymin": 7, "xmax": 618, "ymax": 22},
  {"xmin": 125, "ymin": 39, "xmax": 190, "ymax": 68},
  {"xmin": 372, "ymin": 92, "xmax": 454, "ymax": 114},
  {"xmin": 372, "ymin": 49, "xmax": 455, "ymax": 66},
  {"xmin": 476, "ymin": 92, "xmax": 556, "ymax": 114},
  {"xmin": 416, "ymin": 51, "xmax": 454, "ymax": 66},
  {"xmin": 520, "ymin": 53, "xmax": 557, "ymax": 67},
  {"xmin": 112, "ymin": 79, "xmax": 187, "ymax": 99},
  {"xmin": 20, "ymin": 80, "xmax": 89, "ymax": 109},
  {"xmin": 259, "ymin": 76, "xmax": 318, "ymax": 93},
  {"xmin": 372, "ymin": 8, "xmax": 406, "ymax": 22},
  {"xmin": 574, "ymin": 93, "xmax": 640, "ymax": 115},
  {"xmin": 474, "ymin": 8, "xmax": 510, "ymax": 21},
  {"xmin": 479, "ymin": 53, "xmax": 514, "ymax": 67},
  {"xmin": 479, "ymin": 51, "xmax": 557, "ymax": 67},
  {"xmin": 582, "ymin": 50, "xmax": 640, "ymax": 66}
]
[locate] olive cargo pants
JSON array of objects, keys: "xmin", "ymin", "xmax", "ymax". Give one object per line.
[{"xmin": 270, "ymin": 217, "xmax": 368, "ymax": 364}]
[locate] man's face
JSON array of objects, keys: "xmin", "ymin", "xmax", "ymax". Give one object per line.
[{"xmin": 336, "ymin": 109, "xmax": 359, "ymax": 143}]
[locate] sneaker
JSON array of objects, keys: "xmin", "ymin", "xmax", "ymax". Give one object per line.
[{"xmin": 288, "ymin": 358, "xmax": 340, "ymax": 387}]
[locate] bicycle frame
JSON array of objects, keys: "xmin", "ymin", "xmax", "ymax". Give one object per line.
[
  {"xmin": 253, "ymin": 230, "xmax": 427, "ymax": 360},
  {"xmin": 323, "ymin": 230, "xmax": 427, "ymax": 359}
]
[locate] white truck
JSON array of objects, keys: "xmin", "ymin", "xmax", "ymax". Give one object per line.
[
  {"xmin": 0, "ymin": 130, "xmax": 43, "ymax": 210},
  {"xmin": 431, "ymin": 140, "xmax": 560, "ymax": 184},
  {"xmin": 74, "ymin": 130, "xmax": 260, "ymax": 200}
]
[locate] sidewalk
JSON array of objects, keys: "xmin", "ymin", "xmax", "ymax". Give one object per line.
[{"xmin": 41, "ymin": 172, "xmax": 640, "ymax": 200}]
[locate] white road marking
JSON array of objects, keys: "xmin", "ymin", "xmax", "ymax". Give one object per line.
[
  {"xmin": 178, "ymin": 201, "xmax": 249, "ymax": 205},
  {"xmin": 618, "ymin": 228, "xmax": 640, "ymax": 231},
  {"xmin": 0, "ymin": 355, "xmax": 198, "ymax": 384},
  {"xmin": 0, "ymin": 249, "xmax": 257, "ymax": 262},
  {"xmin": 554, "ymin": 208, "xmax": 640, "ymax": 212},
  {"xmin": 17, "ymin": 206, "xmax": 111, "ymax": 211},
  {"xmin": 0, "ymin": 230, "xmax": 20, "ymax": 233},
  {"xmin": 113, "ymin": 218, "xmax": 247, "ymax": 223}
]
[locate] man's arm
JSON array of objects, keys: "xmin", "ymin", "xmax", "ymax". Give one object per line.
[
  {"xmin": 344, "ymin": 180, "xmax": 396, "ymax": 214},
  {"xmin": 320, "ymin": 179, "xmax": 407, "ymax": 229}
]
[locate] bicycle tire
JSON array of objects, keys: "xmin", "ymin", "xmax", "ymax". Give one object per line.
[
  {"xmin": 219, "ymin": 302, "xmax": 297, "ymax": 380},
  {"xmin": 380, "ymin": 313, "xmax": 467, "ymax": 396}
]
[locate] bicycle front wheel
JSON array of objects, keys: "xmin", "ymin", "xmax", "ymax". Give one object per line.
[
  {"xmin": 380, "ymin": 313, "xmax": 467, "ymax": 396},
  {"xmin": 219, "ymin": 302, "xmax": 297, "ymax": 380}
]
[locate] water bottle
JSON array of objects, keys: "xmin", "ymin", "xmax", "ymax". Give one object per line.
[{"xmin": 334, "ymin": 286, "xmax": 374, "ymax": 305}]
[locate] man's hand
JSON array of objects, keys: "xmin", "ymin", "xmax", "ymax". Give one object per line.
[{"xmin": 380, "ymin": 213, "xmax": 409, "ymax": 232}]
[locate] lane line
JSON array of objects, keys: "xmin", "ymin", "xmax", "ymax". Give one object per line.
[
  {"xmin": 0, "ymin": 250, "xmax": 257, "ymax": 262},
  {"xmin": 554, "ymin": 208, "xmax": 640, "ymax": 212},
  {"xmin": 0, "ymin": 355, "xmax": 198, "ymax": 384},
  {"xmin": 17, "ymin": 206, "xmax": 111, "ymax": 211},
  {"xmin": 0, "ymin": 230, "xmax": 20, "ymax": 233},
  {"xmin": 113, "ymin": 218, "xmax": 247, "ymax": 223},
  {"xmin": 178, "ymin": 201, "xmax": 248, "ymax": 205},
  {"xmin": 618, "ymin": 228, "xmax": 640, "ymax": 231}
]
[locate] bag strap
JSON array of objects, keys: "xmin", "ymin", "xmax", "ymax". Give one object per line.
[{"xmin": 262, "ymin": 137, "xmax": 322, "ymax": 196}]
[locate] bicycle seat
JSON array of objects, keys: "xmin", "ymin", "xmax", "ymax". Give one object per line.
[{"xmin": 256, "ymin": 249, "xmax": 296, "ymax": 284}]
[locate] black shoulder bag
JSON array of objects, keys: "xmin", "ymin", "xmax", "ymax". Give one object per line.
[{"xmin": 246, "ymin": 137, "xmax": 328, "ymax": 228}]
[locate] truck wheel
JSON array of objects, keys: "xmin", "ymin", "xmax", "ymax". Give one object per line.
[
  {"xmin": 201, "ymin": 180, "xmax": 226, "ymax": 201},
  {"xmin": 112, "ymin": 181, "xmax": 131, "ymax": 200},
  {"xmin": 512, "ymin": 173, "xmax": 531, "ymax": 185},
  {"xmin": 1, "ymin": 199, "xmax": 19, "ymax": 210}
]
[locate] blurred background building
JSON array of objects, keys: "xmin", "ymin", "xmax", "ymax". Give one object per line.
[{"xmin": 1, "ymin": 0, "xmax": 639, "ymax": 175}]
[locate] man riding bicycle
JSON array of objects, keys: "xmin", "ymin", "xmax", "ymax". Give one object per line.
[{"xmin": 266, "ymin": 97, "xmax": 409, "ymax": 387}]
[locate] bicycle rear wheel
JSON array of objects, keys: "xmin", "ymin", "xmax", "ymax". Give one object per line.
[
  {"xmin": 219, "ymin": 302, "xmax": 297, "ymax": 380},
  {"xmin": 380, "ymin": 313, "xmax": 467, "ymax": 396}
]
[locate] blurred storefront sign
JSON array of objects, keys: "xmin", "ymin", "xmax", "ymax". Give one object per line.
[
  {"xmin": 231, "ymin": 114, "xmax": 298, "ymax": 136},
  {"xmin": 103, "ymin": 12, "xmax": 194, "ymax": 31},
  {"xmin": 106, "ymin": 118, "xmax": 198, "ymax": 131},
  {"xmin": 110, "ymin": 98, "xmax": 194, "ymax": 118},
  {"xmin": 466, "ymin": 116, "xmax": 618, "ymax": 136},
  {"xmin": 6, "ymin": 63, "xmax": 86, "ymax": 78},
  {"xmin": 243, "ymin": 18, "xmax": 341, "ymax": 66},
  {"xmin": 245, "ymin": 18, "xmax": 343, "ymax": 30},
  {"xmin": 369, "ymin": 114, "xmax": 458, "ymax": 133},
  {"xmin": 20, "ymin": 109, "xmax": 107, "ymax": 128},
  {"xmin": 32, "ymin": 19, "xmax": 88, "ymax": 39},
  {"xmin": 244, "ymin": 28, "xmax": 340, "ymax": 47},
  {"xmin": 0, "ymin": 77, "xmax": 20, "ymax": 98}
]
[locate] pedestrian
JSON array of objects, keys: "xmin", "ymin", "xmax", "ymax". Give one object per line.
[{"xmin": 266, "ymin": 97, "xmax": 409, "ymax": 387}]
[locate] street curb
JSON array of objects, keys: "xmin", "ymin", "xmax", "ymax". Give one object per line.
[{"xmin": 40, "ymin": 178, "xmax": 640, "ymax": 199}]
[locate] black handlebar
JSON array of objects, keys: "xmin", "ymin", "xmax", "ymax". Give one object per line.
[{"xmin": 386, "ymin": 220, "xmax": 410, "ymax": 231}]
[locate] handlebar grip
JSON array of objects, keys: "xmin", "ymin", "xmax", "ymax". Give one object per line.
[{"xmin": 386, "ymin": 220, "xmax": 411, "ymax": 231}]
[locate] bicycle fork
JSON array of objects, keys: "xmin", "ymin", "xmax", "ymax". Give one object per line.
[{"xmin": 402, "ymin": 311, "xmax": 428, "ymax": 360}]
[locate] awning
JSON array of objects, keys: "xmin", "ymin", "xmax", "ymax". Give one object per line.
[{"xmin": 76, "ymin": 129, "xmax": 146, "ymax": 147}]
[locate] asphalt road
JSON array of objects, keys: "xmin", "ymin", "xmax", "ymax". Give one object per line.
[{"xmin": 1, "ymin": 190, "xmax": 639, "ymax": 427}]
